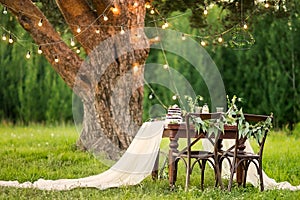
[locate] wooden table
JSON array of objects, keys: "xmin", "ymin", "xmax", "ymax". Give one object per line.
[{"xmin": 161, "ymin": 122, "xmax": 242, "ymax": 188}]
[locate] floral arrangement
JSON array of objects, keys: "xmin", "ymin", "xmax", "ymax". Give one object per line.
[{"xmin": 184, "ymin": 95, "xmax": 204, "ymax": 113}]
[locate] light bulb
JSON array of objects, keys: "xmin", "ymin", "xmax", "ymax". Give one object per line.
[
  {"xmin": 164, "ymin": 21, "xmax": 169, "ymax": 28},
  {"xmin": 103, "ymin": 15, "xmax": 108, "ymax": 21},
  {"xmin": 149, "ymin": 93, "xmax": 153, "ymax": 100},
  {"xmin": 200, "ymin": 40, "xmax": 206, "ymax": 46},
  {"xmin": 163, "ymin": 64, "xmax": 169, "ymax": 69},
  {"xmin": 181, "ymin": 34, "xmax": 186, "ymax": 40},
  {"xmin": 133, "ymin": 63, "xmax": 139, "ymax": 73},
  {"xmin": 95, "ymin": 28, "xmax": 100, "ymax": 34},
  {"xmin": 162, "ymin": 24, "xmax": 166, "ymax": 29},
  {"xmin": 145, "ymin": 2, "xmax": 151, "ymax": 9},
  {"xmin": 133, "ymin": 2, "xmax": 138, "ymax": 7},
  {"xmin": 264, "ymin": 1, "xmax": 270, "ymax": 8},
  {"xmin": 70, "ymin": 38, "xmax": 75, "ymax": 46},
  {"xmin": 172, "ymin": 95, "xmax": 177, "ymax": 100},
  {"xmin": 218, "ymin": 36, "xmax": 223, "ymax": 43},
  {"xmin": 54, "ymin": 56, "xmax": 59, "ymax": 63},
  {"xmin": 76, "ymin": 26, "xmax": 81, "ymax": 33},
  {"xmin": 154, "ymin": 36, "xmax": 159, "ymax": 41},
  {"xmin": 2, "ymin": 34, "xmax": 6, "ymax": 41},
  {"xmin": 204, "ymin": 6, "xmax": 208, "ymax": 15},
  {"xmin": 120, "ymin": 26, "xmax": 125, "ymax": 35},
  {"xmin": 111, "ymin": 6, "xmax": 119, "ymax": 15},
  {"xmin": 38, "ymin": 46, "xmax": 43, "ymax": 54},
  {"xmin": 3, "ymin": 7, "xmax": 7, "ymax": 15},
  {"xmin": 76, "ymin": 47, "xmax": 80, "ymax": 54},
  {"xmin": 26, "ymin": 51, "xmax": 31, "ymax": 59},
  {"xmin": 8, "ymin": 35, "xmax": 13, "ymax": 43},
  {"xmin": 243, "ymin": 23, "xmax": 248, "ymax": 29},
  {"xmin": 150, "ymin": 9, "xmax": 155, "ymax": 14},
  {"xmin": 38, "ymin": 19, "xmax": 43, "ymax": 27}
]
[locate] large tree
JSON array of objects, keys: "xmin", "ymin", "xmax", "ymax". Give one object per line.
[
  {"xmin": 0, "ymin": 0, "xmax": 290, "ymax": 159},
  {"xmin": 0, "ymin": 0, "xmax": 151, "ymax": 160}
]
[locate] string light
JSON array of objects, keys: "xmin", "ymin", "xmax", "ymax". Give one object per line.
[
  {"xmin": 162, "ymin": 20, "xmax": 169, "ymax": 29},
  {"xmin": 111, "ymin": 6, "xmax": 120, "ymax": 15},
  {"xmin": 172, "ymin": 95, "xmax": 177, "ymax": 100},
  {"xmin": 38, "ymin": 46, "xmax": 43, "ymax": 54},
  {"xmin": 149, "ymin": 93, "xmax": 154, "ymax": 100},
  {"xmin": 8, "ymin": 34, "xmax": 13, "ymax": 43},
  {"xmin": 200, "ymin": 40, "xmax": 206, "ymax": 46},
  {"xmin": 0, "ymin": 0, "xmax": 257, "ymax": 63},
  {"xmin": 264, "ymin": 0, "xmax": 270, "ymax": 8},
  {"xmin": 203, "ymin": 6, "xmax": 208, "ymax": 15},
  {"xmin": 243, "ymin": 22, "xmax": 248, "ymax": 29},
  {"xmin": 133, "ymin": 63, "xmax": 139, "ymax": 73},
  {"xmin": 38, "ymin": 19, "xmax": 43, "ymax": 27},
  {"xmin": 133, "ymin": 2, "xmax": 139, "ymax": 7},
  {"xmin": 120, "ymin": 26, "xmax": 125, "ymax": 34},
  {"xmin": 163, "ymin": 64, "xmax": 169, "ymax": 70},
  {"xmin": 70, "ymin": 37, "xmax": 75, "ymax": 46},
  {"xmin": 76, "ymin": 47, "xmax": 81, "ymax": 54},
  {"xmin": 103, "ymin": 15, "xmax": 108, "ymax": 21},
  {"xmin": 218, "ymin": 35, "xmax": 223, "ymax": 43},
  {"xmin": 54, "ymin": 56, "xmax": 59, "ymax": 63},
  {"xmin": 2, "ymin": 7, "xmax": 7, "ymax": 15},
  {"xmin": 26, "ymin": 50, "xmax": 31, "ymax": 59},
  {"xmin": 2, "ymin": 34, "xmax": 6, "ymax": 41},
  {"xmin": 145, "ymin": 2, "xmax": 151, "ymax": 9}
]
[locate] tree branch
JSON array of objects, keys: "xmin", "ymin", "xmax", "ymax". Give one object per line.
[
  {"xmin": 55, "ymin": 0, "xmax": 108, "ymax": 54},
  {"xmin": 0, "ymin": 0, "xmax": 83, "ymax": 90}
]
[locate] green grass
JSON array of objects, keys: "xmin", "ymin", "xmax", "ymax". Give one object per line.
[{"xmin": 0, "ymin": 124, "xmax": 300, "ymax": 199}]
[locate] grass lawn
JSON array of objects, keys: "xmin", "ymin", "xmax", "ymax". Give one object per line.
[{"xmin": 0, "ymin": 124, "xmax": 300, "ymax": 199}]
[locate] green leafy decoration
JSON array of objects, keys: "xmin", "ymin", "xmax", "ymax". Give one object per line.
[{"xmin": 191, "ymin": 95, "xmax": 273, "ymax": 141}]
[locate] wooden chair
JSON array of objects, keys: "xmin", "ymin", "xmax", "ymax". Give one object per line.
[
  {"xmin": 219, "ymin": 114, "xmax": 272, "ymax": 191},
  {"xmin": 173, "ymin": 112, "xmax": 223, "ymax": 191}
]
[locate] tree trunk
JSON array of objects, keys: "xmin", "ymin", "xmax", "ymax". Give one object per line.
[{"xmin": 1, "ymin": 0, "xmax": 150, "ymax": 160}]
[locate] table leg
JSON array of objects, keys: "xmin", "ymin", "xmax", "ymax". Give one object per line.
[
  {"xmin": 168, "ymin": 133, "xmax": 179, "ymax": 188},
  {"xmin": 151, "ymin": 150, "xmax": 159, "ymax": 180}
]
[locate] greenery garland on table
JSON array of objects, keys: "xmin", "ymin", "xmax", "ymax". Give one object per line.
[{"xmin": 187, "ymin": 95, "xmax": 273, "ymax": 142}]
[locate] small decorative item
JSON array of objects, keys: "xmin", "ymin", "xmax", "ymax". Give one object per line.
[{"xmin": 202, "ymin": 103, "xmax": 209, "ymax": 113}]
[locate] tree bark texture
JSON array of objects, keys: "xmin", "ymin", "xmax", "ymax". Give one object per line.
[{"xmin": 1, "ymin": 0, "xmax": 150, "ymax": 160}]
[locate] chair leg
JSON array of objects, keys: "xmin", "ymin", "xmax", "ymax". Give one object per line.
[
  {"xmin": 243, "ymin": 161, "xmax": 249, "ymax": 188},
  {"xmin": 201, "ymin": 160, "xmax": 207, "ymax": 191},
  {"xmin": 259, "ymin": 161, "xmax": 264, "ymax": 191},
  {"xmin": 228, "ymin": 158, "xmax": 236, "ymax": 191},
  {"xmin": 185, "ymin": 157, "xmax": 191, "ymax": 192},
  {"xmin": 174, "ymin": 159, "xmax": 178, "ymax": 183}
]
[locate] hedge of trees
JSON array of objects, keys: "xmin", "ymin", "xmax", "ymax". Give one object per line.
[{"xmin": 0, "ymin": 16, "xmax": 73, "ymax": 125}]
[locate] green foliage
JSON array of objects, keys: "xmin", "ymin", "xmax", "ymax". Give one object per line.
[
  {"xmin": 0, "ymin": 125, "xmax": 299, "ymax": 199},
  {"xmin": 189, "ymin": 95, "xmax": 273, "ymax": 141},
  {"xmin": 0, "ymin": 7, "xmax": 73, "ymax": 125}
]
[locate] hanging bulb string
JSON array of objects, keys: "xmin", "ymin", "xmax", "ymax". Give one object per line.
[
  {"xmin": 1, "ymin": 1, "xmax": 263, "ymax": 56},
  {"xmin": 143, "ymin": 78, "xmax": 168, "ymax": 109},
  {"xmin": 152, "ymin": 15, "xmax": 184, "ymax": 108}
]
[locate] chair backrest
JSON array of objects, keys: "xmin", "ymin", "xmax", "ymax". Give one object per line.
[
  {"xmin": 185, "ymin": 112, "xmax": 222, "ymax": 152},
  {"xmin": 235, "ymin": 114, "xmax": 273, "ymax": 156}
]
